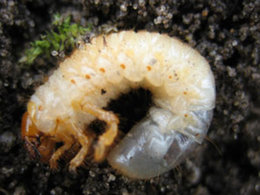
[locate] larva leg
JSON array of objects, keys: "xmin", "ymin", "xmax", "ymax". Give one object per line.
[
  {"xmin": 49, "ymin": 133, "xmax": 73, "ymax": 169},
  {"xmin": 66, "ymin": 121, "xmax": 93, "ymax": 171},
  {"xmin": 94, "ymin": 122, "xmax": 118, "ymax": 162},
  {"xmin": 72, "ymin": 101, "xmax": 119, "ymax": 162}
]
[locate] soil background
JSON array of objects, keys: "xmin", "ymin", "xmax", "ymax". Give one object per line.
[{"xmin": 0, "ymin": 0, "xmax": 259, "ymax": 195}]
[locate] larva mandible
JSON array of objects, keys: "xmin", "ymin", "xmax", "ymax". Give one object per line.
[{"xmin": 21, "ymin": 31, "xmax": 215, "ymax": 179}]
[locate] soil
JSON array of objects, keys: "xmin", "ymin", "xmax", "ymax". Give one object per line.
[{"xmin": 0, "ymin": 0, "xmax": 259, "ymax": 195}]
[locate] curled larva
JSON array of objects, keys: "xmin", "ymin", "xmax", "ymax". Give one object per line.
[{"xmin": 21, "ymin": 31, "xmax": 215, "ymax": 179}]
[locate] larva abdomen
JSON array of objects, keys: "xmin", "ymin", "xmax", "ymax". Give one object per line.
[
  {"xmin": 60, "ymin": 31, "xmax": 214, "ymax": 111},
  {"xmin": 22, "ymin": 31, "xmax": 215, "ymax": 179}
]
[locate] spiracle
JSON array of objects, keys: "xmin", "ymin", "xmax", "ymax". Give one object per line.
[{"xmin": 21, "ymin": 31, "xmax": 215, "ymax": 179}]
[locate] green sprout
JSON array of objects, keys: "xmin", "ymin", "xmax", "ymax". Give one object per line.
[{"xmin": 20, "ymin": 13, "xmax": 91, "ymax": 65}]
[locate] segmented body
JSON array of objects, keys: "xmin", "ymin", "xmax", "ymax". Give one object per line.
[{"xmin": 22, "ymin": 31, "xmax": 215, "ymax": 179}]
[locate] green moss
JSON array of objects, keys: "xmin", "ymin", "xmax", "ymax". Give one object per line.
[{"xmin": 20, "ymin": 13, "xmax": 91, "ymax": 65}]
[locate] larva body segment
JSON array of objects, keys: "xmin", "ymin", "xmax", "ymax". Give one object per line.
[{"xmin": 21, "ymin": 31, "xmax": 215, "ymax": 179}]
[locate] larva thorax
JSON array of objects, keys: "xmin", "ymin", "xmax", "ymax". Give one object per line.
[{"xmin": 22, "ymin": 31, "xmax": 215, "ymax": 179}]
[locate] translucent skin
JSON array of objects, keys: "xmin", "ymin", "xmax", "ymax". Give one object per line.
[
  {"xmin": 21, "ymin": 31, "xmax": 215, "ymax": 178},
  {"xmin": 108, "ymin": 107, "xmax": 213, "ymax": 179}
]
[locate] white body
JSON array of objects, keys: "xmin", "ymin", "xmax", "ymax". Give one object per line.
[{"xmin": 28, "ymin": 31, "xmax": 215, "ymax": 178}]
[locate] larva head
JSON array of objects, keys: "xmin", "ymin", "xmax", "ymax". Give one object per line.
[{"xmin": 21, "ymin": 110, "xmax": 55, "ymax": 163}]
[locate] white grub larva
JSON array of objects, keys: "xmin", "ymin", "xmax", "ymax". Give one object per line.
[{"xmin": 21, "ymin": 31, "xmax": 215, "ymax": 179}]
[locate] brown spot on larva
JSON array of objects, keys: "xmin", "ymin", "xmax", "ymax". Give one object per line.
[
  {"xmin": 71, "ymin": 79, "xmax": 76, "ymax": 84},
  {"xmin": 183, "ymin": 91, "xmax": 187, "ymax": 95},
  {"xmin": 168, "ymin": 75, "xmax": 172, "ymax": 79},
  {"xmin": 120, "ymin": 64, "xmax": 126, "ymax": 69},
  {"xmin": 101, "ymin": 89, "xmax": 106, "ymax": 95},
  {"xmin": 146, "ymin": 66, "xmax": 152, "ymax": 71},
  {"xmin": 38, "ymin": 105, "xmax": 43, "ymax": 111},
  {"xmin": 43, "ymin": 76, "xmax": 49, "ymax": 82},
  {"xmin": 99, "ymin": 68, "xmax": 105, "ymax": 73},
  {"xmin": 195, "ymin": 133, "xmax": 200, "ymax": 137},
  {"xmin": 85, "ymin": 74, "xmax": 91, "ymax": 79},
  {"xmin": 184, "ymin": 114, "xmax": 188, "ymax": 118},
  {"xmin": 103, "ymin": 36, "xmax": 107, "ymax": 46}
]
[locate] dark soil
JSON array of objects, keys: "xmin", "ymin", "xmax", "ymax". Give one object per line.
[{"xmin": 0, "ymin": 0, "xmax": 259, "ymax": 194}]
